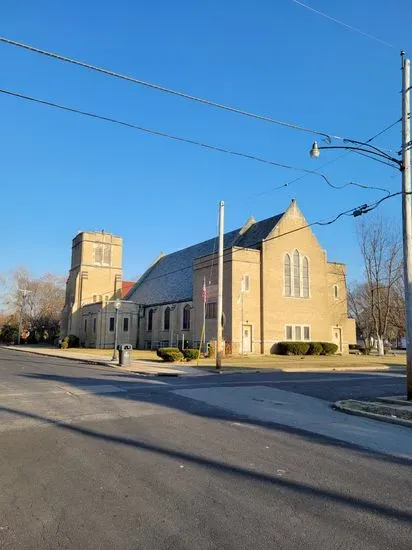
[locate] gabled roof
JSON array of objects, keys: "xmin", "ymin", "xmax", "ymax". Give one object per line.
[
  {"xmin": 121, "ymin": 281, "xmax": 135, "ymax": 298},
  {"xmin": 126, "ymin": 212, "xmax": 284, "ymax": 306}
]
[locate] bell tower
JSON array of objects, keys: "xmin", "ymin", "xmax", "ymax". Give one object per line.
[{"xmin": 61, "ymin": 231, "xmax": 123, "ymax": 338}]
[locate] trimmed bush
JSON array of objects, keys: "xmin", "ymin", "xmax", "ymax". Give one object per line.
[
  {"xmin": 277, "ymin": 341, "xmax": 310, "ymax": 355},
  {"xmin": 321, "ymin": 342, "xmax": 338, "ymax": 355},
  {"xmin": 60, "ymin": 339, "xmax": 69, "ymax": 349},
  {"xmin": 207, "ymin": 342, "xmax": 216, "ymax": 358},
  {"xmin": 68, "ymin": 334, "xmax": 80, "ymax": 348},
  {"xmin": 157, "ymin": 347, "xmax": 184, "ymax": 362},
  {"xmin": 183, "ymin": 348, "xmax": 199, "ymax": 361},
  {"xmin": 0, "ymin": 322, "xmax": 19, "ymax": 344},
  {"xmin": 307, "ymin": 342, "xmax": 323, "ymax": 355}
]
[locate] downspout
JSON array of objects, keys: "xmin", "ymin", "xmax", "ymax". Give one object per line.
[{"xmin": 260, "ymin": 241, "xmax": 265, "ymax": 354}]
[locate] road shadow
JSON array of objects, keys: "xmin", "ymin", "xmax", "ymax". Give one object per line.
[
  {"xmin": 18, "ymin": 371, "xmax": 412, "ymax": 469},
  {"xmin": 1, "ymin": 403, "xmax": 412, "ymax": 526}
]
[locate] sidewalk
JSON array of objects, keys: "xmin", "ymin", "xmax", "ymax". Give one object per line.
[
  {"xmin": 334, "ymin": 396, "xmax": 412, "ymax": 428},
  {"xmin": 2, "ymin": 345, "xmax": 402, "ymax": 376},
  {"xmin": 174, "ymin": 385, "xmax": 412, "ymax": 460},
  {"xmin": 2, "ymin": 345, "xmax": 212, "ymax": 377}
]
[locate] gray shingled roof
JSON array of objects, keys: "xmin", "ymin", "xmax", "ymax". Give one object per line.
[{"xmin": 127, "ymin": 213, "xmax": 283, "ymax": 306}]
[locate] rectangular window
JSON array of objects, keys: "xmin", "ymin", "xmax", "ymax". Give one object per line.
[
  {"xmin": 243, "ymin": 275, "xmax": 250, "ymax": 292},
  {"xmin": 84, "ymin": 319, "xmax": 87, "ymax": 333},
  {"xmin": 295, "ymin": 326, "xmax": 302, "ymax": 340},
  {"xmin": 103, "ymin": 245, "xmax": 111, "ymax": 265},
  {"xmin": 303, "ymin": 326, "xmax": 310, "ymax": 340},
  {"xmin": 94, "ymin": 244, "xmax": 103, "ymax": 264},
  {"xmin": 206, "ymin": 302, "xmax": 217, "ymax": 319},
  {"xmin": 109, "ymin": 317, "xmax": 115, "ymax": 332},
  {"xmin": 123, "ymin": 317, "xmax": 129, "ymax": 332},
  {"xmin": 286, "ymin": 325, "xmax": 293, "ymax": 340},
  {"xmin": 93, "ymin": 318, "xmax": 96, "ymax": 333}
]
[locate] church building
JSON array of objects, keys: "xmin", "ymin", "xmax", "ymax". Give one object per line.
[{"xmin": 61, "ymin": 200, "xmax": 356, "ymax": 354}]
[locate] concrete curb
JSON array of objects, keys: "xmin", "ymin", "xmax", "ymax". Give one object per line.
[
  {"xmin": 1, "ymin": 346, "xmax": 200, "ymax": 377},
  {"xmin": 2, "ymin": 345, "xmax": 111, "ymax": 367},
  {"xmin": 334, "ymin": 400, "xmax": 412, "ymax": 428},
  {"xmin": 281, "ymin": 366, "xmax": 392, "ymax": 373}
]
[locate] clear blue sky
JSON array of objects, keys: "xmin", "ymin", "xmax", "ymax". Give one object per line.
[{"xmin": 1, "ymin": 0, "xmax": 409, "ymax": 283}]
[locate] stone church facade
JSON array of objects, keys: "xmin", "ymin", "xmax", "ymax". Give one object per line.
[{"xmin": 61, "ymin": 200, "xmax": 356, "ymax": 354}]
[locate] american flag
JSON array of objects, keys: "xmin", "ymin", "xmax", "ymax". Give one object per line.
[{"xmin": 202, "ymin": 278, "xmax": 207, "ymax": 304}]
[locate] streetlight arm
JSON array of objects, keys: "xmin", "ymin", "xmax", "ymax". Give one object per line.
[
  {"xmin": 343, "ymin": 138, "xmax": 401, "ymax": 163},
  {"xmin": 313, "ymin": 144, "xmax": 402, "ymax": 168}
]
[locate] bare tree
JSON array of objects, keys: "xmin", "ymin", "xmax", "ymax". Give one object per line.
[
  {"xmin": 357, "ymin": 216, "xmax": 403, "ymax": 355},
  {"xmin": 348, "ymin": 282, "xmax": 374, "ymax": 352},
  {"xmin": 1, "ymin": 267, "xmax": 65, "ymax": 343}
]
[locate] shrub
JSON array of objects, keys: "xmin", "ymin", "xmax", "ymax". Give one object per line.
[
  {"xmin": 0, "ymin": 322, "xmax": 19, "ymax": 344},
  {"xmin": 60, "ymin": 339, "xmax": 69, "ymax": 349},
  {"xmin": 307, "ymin": 342, "xmax": 323, "ymax": 355},
  {"xmin": 277, "ymin": 341, "xmax": 310, "ymax": 355},
  {"xmin": 157, "ymin": 347, "xmax": 184, "ymax": 362},
  {"xmin": 183, "ymin": 348, "xmax": 199, "ymax": 361},
  {"xmin": 349, "ymin": 344, "xmax": 359, "ymax": 351},
  {"xmin": 321, "ymin": 342, "xmax": 338, "ymax": 355},
  {"xmin": 207, "ymin": 342, "xmax": 216, "ymax": 358},
  {"xmin": 68, "ymin": 334, "xmax": 80, "ymax": 348}
]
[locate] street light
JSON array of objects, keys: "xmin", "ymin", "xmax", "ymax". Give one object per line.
[
  {"xmin": 309, "ymin": 52, "xmax": 412, "ymax": 399},
  {"xmin": 309, "ymin": 141, "xmax": 320, "ymax": 159},
  {"xmin": 111, "ymin": 298, "xmax": 121, "ymax": 361}
]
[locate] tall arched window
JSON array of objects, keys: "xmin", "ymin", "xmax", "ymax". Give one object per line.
[
  {"xmin": 302, "ymin": 257, "xmax": 309, "ymax": 298},
  {"xmin": 293, "ymin": 250, "xmax": 300, "ymax": 297},
  {"xmin": 147, "ymin": 309, "xmax": 154, "ymax": 331},
  {"xmin": 164, "ymin": 307, "xmax": 170, "ymax": 330},
  {"xmin": 284, "ymin": 254, "xmax": 291, "ymax": 296},
  {"xmin": 183, "ymin": 305, "xmax": 191, "ymax": 330}
]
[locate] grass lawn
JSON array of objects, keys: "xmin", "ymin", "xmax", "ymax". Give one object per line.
[
  {"xmin": 195, "ymin": 353, "xmax": 406, "ymax": 370},
  {"xmin": 64, "ymin": 348, "xmax": 406, "ymax": 369},
  {"xmin": 63, "ymin": 348, "xmax": 163, "ymax": 362}
]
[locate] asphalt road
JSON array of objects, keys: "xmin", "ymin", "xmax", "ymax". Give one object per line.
[{"xmin": 0, "ymin": 348, "xmax": 410, "ymax": 549}]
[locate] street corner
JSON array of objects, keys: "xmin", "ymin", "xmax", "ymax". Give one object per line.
[{"xmin": 333, "ymin": 397, "xmax": 412, "ymax": 428}]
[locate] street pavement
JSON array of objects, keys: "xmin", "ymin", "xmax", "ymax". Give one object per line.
[{"xmin": 0, "ymin": 348, "xmax": 410, "ymax": 549}]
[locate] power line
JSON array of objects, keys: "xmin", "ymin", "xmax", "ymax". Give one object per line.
[
  {"xmin": 248, "ymin": 119, "xmax": 401, "ymax": 199},
  {"xmin": 129, "ymin": 191, "xmax": 406, "ymax": 290},
  {"xmin": 2, "ymin": 87, "xmax": 395, "ymax": 200},
  {"xmin": 291, "ymin": 0, "xmax": 394, "ymax": 48},
  {"xmin": 0, "ymin": 87, "xmax": 358, "ymax": 181},
  {"xmin": 0, "ymin": 35, "xmax": 349, "ymax": 142}
]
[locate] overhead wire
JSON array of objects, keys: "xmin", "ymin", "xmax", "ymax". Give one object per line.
[
  {"xmin": 0, "ymin": 35, "xmax": 349, "ymax": 142},
  {"xmin": 247, "ymin": 119, "xmax": 401, "ymax": 200},
  {"xmin": 291, "ymin": 0, "xmax": 394, "ymax": 48},
  {"xmin": 127, "ymin": 191, "xmax": 406, "ymax": 291},
  {"xmin": 0, "ymin": 88, "xmax": 369, "ymax": 185}
]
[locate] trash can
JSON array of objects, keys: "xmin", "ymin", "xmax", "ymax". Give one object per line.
[{"xmin": 117, "ymin": 344, "xmax": 132, "ymax": 366}]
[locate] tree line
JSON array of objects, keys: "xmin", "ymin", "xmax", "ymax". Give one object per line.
[
  {"xmin": 0, "ymin": 267, "xmax": 65, "ymax": 344},
  {"xmin": 348, "ymin": 216, "xmax": 405, "ymax": 354}
]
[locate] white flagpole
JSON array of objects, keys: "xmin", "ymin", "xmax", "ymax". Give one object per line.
[{"xmin": 203, "ymin": 275, "xmax": 206, "ymax": 353}]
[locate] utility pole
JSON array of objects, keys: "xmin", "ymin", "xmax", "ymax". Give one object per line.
[
  {"xmin": 17, "ymin": 289, "xmax": 31, "ymax": 345},
  {"xmin": 401, "ymin": 52, "xmax": 412, "ymax": 399},
  {"xmin": 216, "ymin": 200, "xmax": 224, "ymax": 369},
  {"xmin": 111, "ymin": 299, "xmax": 121, "ymax": 361},
  {"xmin": 241, "ymin": 277, "xmax": 245, "ymax": 355}
]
